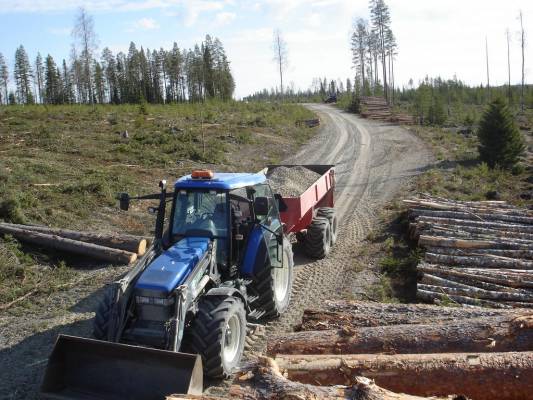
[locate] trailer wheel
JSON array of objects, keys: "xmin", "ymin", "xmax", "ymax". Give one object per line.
[
  {"xmin": 248, "ymin": 237, "xmax": 294, "ymax": 320},
  {"xmin": 303, "ymin": 217, "xmax": 331, "ymax": 259},
  {"xmin": 189, "ymin": 296, "xmax": 246, "ymax": 378},
  {"xmin": 317, "ymin": 207, "xmax": 338, "ymax": 245},
  {"xmin": 93, "ymin": 286, "xmax": 116, "ymax": 340}
]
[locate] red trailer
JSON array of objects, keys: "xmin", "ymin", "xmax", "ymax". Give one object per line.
[{"xmin": 266, "ymin": 165, "xmax": 336, "ymax": 259}]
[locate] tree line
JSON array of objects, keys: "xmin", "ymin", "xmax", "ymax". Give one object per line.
[
  {"xmin": 0, "ymin": 9, "xmax": 234, "ymax": 106},
  {"xmin": 351, "ymin": 0, "xmax": 396, "ymax": 104}
]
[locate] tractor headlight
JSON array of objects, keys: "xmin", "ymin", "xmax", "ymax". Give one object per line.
[{"xmin": 135, "ymin": 296, "xmax": 175, "ymax": 306}]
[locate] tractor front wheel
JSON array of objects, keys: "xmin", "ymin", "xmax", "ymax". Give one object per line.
[
  {"xmin": 93, "ymin": 286, "xmax": 116, "ymax": 340},
  {"xmin": 189, "ymin": 296, "xmax": 247, "ymax": 378}
]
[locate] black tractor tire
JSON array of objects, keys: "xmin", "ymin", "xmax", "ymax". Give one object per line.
[
  {"xmin": 317, "ymin": 207, "xmax": 338, "ymax": 245},
  {"xmin": 247, "ymin": 238, "xmax": 294, "ymax": 320},
  {"xmin": 93, "ymin": 285, "xmax": 116, "ymax": 340},
  {"xmin": 189, "ymin": 296, "xmax": 247, "ymax": 379},
  {"xmin": 303, "ymin": 217, "xmax": 331, "ymax": 259}
]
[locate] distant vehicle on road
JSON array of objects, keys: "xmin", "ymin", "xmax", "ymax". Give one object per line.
[{"xmin": 324, "ymin": 94, "xmax": 337, "ymax": 103}]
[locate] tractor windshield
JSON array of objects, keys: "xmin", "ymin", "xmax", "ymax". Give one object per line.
[{"xmin": 172, "ymin": 190, "xmax": 227, "ymax": 238}]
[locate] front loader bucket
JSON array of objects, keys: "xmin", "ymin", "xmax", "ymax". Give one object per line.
[{"xmin": 40, "ymin": 335, "xmax": 203, "ymax": 400}]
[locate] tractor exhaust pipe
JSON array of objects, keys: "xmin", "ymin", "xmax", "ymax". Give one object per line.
[{"xmin": 40, "ymin": 335, "xmax": 203, "ymax": 400}]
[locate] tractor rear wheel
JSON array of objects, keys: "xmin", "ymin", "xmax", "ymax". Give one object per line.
[
  {"xmin": 189, "ymin": 296, "xmax": 246, "ymax": 378},
  {"xmin": 247, "ymin": 237, "xmax": 294, "ymax": 320},
  {"xmin": 303, "ymin": 217, "xmax": 331, "ymax": 259},
  {"xmin": 93, "ymin": 286, "xmax": 116, "ymax": 340},
  {"xmin": 317, "ymin": 207, "xmax": 338, "ymax": 245}
]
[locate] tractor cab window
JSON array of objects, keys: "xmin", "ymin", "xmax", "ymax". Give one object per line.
[{"xmin": 172, "ymin": 190, "xmax": 228, "ymax": 239}]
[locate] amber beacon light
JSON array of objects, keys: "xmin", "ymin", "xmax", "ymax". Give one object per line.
[{"xmin": 191, "ymin": 170, "xmax": 214, "ymax": 179}]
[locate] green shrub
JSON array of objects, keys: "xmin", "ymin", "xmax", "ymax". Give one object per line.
[{"xmin": 477, "ymin": 98, "xmax": 525, "ymax": 168}]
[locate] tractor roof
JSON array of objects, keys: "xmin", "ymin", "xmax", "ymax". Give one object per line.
[{"xmin": 175, "ymin": 172, "xmax": 266, "ymax": 190}]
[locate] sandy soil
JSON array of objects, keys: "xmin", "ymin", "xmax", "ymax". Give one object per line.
[{"xmin": 0, "ymin": 104, "xmax": 432, "ymax": 399}]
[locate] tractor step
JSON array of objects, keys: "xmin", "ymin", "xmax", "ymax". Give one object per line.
[{"xmin": 248, "ymin": 309, "xmax": 266, "ymax": 320}]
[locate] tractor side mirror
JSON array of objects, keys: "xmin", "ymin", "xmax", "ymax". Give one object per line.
[
  {"xmin": 254, "ymin": 197, "xmax": 269, "ymax": 217},
  {"xmin": 119, "ymin": 193, "xmax": 130, "ymax": 211}
]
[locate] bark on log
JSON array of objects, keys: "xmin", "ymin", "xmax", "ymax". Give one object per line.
[
  {"xmin": 419, "ymin": 222, "xmax": 533, "ymax": 241},
  {"xmin": 416, "ymin": 216, "xmax": 533, "ymax": 233},
  {"xmin": 275, "ymin": 352, "xmax": 533, "ymax": 400},
  {"xmin": 404, "ymin": 199, "xmax": 532, "ymax": 216},
  {"xmin": 419, "ymin": 272, "xmax": 529, "ymax": 294},
  {"xmin": 299, "ymin": 300, "xmax": 519, "ymax": 331},
  {"xmin": 423, "ymin": 227, "xmax": 533, "ymax": 246},
  {"xmin": 0, "ymin": 225, "xmax": 137, "ymax": 264},
  {"xmin": 417, "ymin": 288, "xmax": 512, "ymax": 308},
  {"xmin": 426, "ymin": 246, "xmax": 533, "ymax": 260},
  {"xmin": 418, "ymin": 284, "xmax": 533, "ymax": 305},
  {"xmin": 418, "ymin": 264, "xmax": 533, "ymax": 290},
  {"xmin": 0, "ymin": 223, "xmax": 147, "ymax": 255},
  {"xmin": 168, "ymin": 357, "xmax": 451, "ymax": 400},
  {"xmin": 425, "ymin": 252, "xmax": 533, "ymax": 270},
  {"xmin": 268, "ymin": 315, "xmax": 533, "ymax": 356},
  {"xmin": 410, "ymin": 208, "xmax": 533, "ymax": 225},
  {"xmin": 419, "ymin": 235, "xmax": 532, "ymax": 250}
]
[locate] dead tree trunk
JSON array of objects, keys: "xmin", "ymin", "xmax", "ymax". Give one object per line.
[
  {"xmin": 274, "ymin": 352, "xmax": 533, "ymax": 400},
  {"xmin": 1, "ymin": 223, "xmax": 147, "ymax": 255},
  {"xmin": 268, "ymin": 315, "xmax": 533, "ymax": 356},
  {"xmin": 0, "ymin": 225, "xmax": 137, "ymax": 264}
]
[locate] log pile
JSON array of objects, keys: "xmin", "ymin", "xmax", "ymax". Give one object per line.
[
  {"xmin": 264, "ymin": 300, "xmax": 533, "ymax": 400},
  {"xmin": 360, "ymin": 97, "xmax": 415, "ymax": 125},
  {"xmin": 404, "ymin": 196, "xmax": 533, "ymax": 308},
  {"xmin": 0, "ymin": 222, "xmax": 147, "ymax": 264}
]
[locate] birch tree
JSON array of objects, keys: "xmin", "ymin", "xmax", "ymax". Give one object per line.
[
  {"xmin": 0, "ymin": 53, "xmax": 8, "ymax": 105},
  {"xmin": 72, "ymin": 7, "xmax": 98, "ymax": 104},
  {"xmin": 518, "ymin": 10, "xmax": 526, "ymax": 113},
  {"xmin": 273, "ymin": 29, "xmax": 288, "ymax": 96}
]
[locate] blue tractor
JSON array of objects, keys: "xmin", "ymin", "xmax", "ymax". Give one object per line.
[{"xmin": 41, "ymin": 170, "xmax": 294, "ymax": 399}]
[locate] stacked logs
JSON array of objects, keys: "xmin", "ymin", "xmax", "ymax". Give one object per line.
[
  {"xmin": 359, "ymin": 97, "xmax": 415, "ymax": 124},
  {"xmin": 263, "ymin": 301, "xmax": 533, "ymax": 400},
  {"xmin": 0, "ymin": 222, "xmax": 147, "ymax": 264},
  {"xmin": 405, "ymin": 196, "xmax": 533, "ymax": 308}
]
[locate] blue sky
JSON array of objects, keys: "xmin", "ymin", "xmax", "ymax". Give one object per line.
[{"xmin": 0, "ymin": 0, "xmax": 532, "ymax": 98}]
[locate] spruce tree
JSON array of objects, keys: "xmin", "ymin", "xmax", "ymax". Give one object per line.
[{"xmin": 477, "ymin": 98, "xmax": 525, "ymax": 168}]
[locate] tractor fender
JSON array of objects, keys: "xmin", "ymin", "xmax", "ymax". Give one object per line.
[
  {"xmin": 240, "ymin": 226, "xmax": 269, "ymax": 277},
  {"xmin": 204, "ymin": 287, "xmax": 247, "ymax": 308}
]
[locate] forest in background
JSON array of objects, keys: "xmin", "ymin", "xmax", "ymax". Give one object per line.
[{"xmin": 0, "ymin": 9, "xmax": 235, "ymax": 106}]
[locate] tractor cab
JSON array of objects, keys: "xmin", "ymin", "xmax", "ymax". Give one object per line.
[{"xmin": 167, "ymin": 170, "xmax": 283, "ymax": 280}]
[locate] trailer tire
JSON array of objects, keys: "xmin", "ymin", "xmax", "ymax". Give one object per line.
[
  {"xmin": 317, "ymin": 207, "xmax": 337, "ymax": 245},
  {"xmin": 303, "ymin": 217, "xmax": 331, "ymax": 259},
  {"xmin": 248, "ymin": 237, "xmax": 294, "ymax": 320},
  {"xmin": 93, "ymin": 286, "xmax": 115, "ymax": 340},
  {"xmin": 189, "ymin": 296, "xmax": 246, "ymax": 379}
]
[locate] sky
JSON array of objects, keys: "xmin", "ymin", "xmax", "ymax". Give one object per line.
[{"xmin": 0, "ymin": 0, "xmax": 531, "ymax": 99}]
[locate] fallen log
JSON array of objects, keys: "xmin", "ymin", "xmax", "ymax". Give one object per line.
[
  {"xmin": 422, "ymin": 226, "xmax": 533, "ymax": 245},
  {"xmin": 425, "ymin": 252, "xmax": 533, "ymax": 270},
  {"xmin": 419, "ymin": 235, "xmax": 532, "ymax": 250},
  {"xmin": 417, "ymin": 288, "xmax": 512, "ymax": 308},
  {"xmin": 418, "ymin": 283, "xmax": 533, "ymax": 305},
  {"xmin": 298, "ymin": 300, "xmax": 519, "ymax": 331},
  {"xmin": 410, "ymin": 208, "xmax": 533, "ymax": 225},
  {"xmin": 168, "ymin": 357, "xmax": 452, "ymax": 400},
  {"xmin": 426, "ymin": 246, "xmax": 533, "ymax": 260},
  {"xmin": 0, "ymin": 225, "xmax": 137, "ymax": 264},
  {"xmin": 0, "ymin": 223, "xmax": 147, "ymax": 255},
  {"xmin": 275, "ymin": 352, "xmax": 533, "ymax": 400},
  {"xmin": 418, "ymin": 264, "xmax": 533, "ymax": 290},
  {"xmin": 416, "ymin": 216, "xmax": 533, "ymax": 233},
  {"xmin": 268, "ymin": 314, "xmax": 533, "ymax": 356}
]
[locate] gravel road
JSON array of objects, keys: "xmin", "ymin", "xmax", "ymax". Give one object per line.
[{"xmin": 0, "ymin": 104, "xmax": 432, "ymax": 399}]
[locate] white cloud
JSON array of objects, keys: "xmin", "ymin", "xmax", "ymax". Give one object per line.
[
  {"xmin": 214, "ymin": 11, "xmax": 236, "ymax": 26},
  {"xmin": 183, "ymin": 0, "xmax": 226, "ymax": 26},
  {"xmin": 48, "ymin": 27, "xmax": 71, "ymax": 36},
  {"xmin": 132, "ymin": 17, "xmax": 160, "ymax": 30}
]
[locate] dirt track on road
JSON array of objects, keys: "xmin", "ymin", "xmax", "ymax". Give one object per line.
[{"xmin": 0, "ymin": 104, "xmax": 432, "ymax": 399}]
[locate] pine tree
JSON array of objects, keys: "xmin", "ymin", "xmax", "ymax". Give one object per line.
[
  {"xmin": 369, "ymin": 0, "xmax": 391, "ymax": 102},
  {"xmin": 351, "ymin": 19, "xmax": 368, "ymax": 94},
  {"xmin": 45, "ymin": 54, "xmax": 62, "ymax": 104},
  {"xmin": 14, "ymin": 45, "xmax": 34, "ymax": 104},
  {"xmin": 477, "ymin": 98, "xmax": 525, "ymax": 168},
  {"xmin": 0, "ymin": 52, "xmax": 8, "ymax": 105}
]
